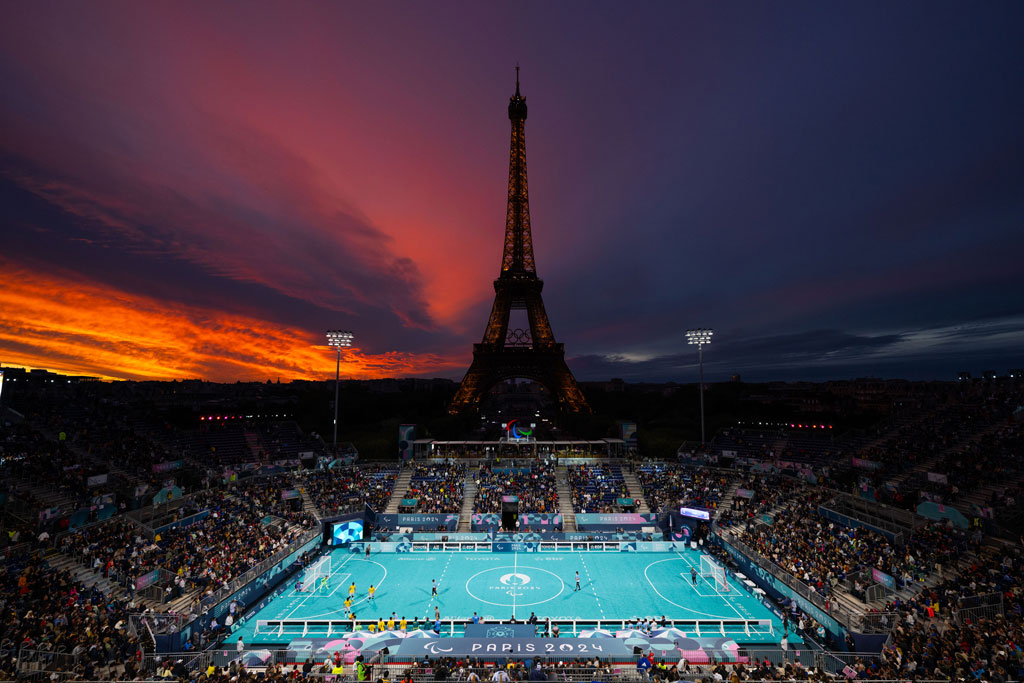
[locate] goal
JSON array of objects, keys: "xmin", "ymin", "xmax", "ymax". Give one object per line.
[
  {"xmin": 699, "ymin": 555, "xmax": 729, "ymax": 592},
  {"xmin": 302, "ymin": 556, "xmax": 331, "ymax": 591}
]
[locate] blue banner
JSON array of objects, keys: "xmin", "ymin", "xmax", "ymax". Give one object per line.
[
  {"xmin": 871, "ymin": 568, "xmax": 895, "ymax": 590},
  {"xmin": 492, "ymin": 542, "xmax": 539, "ymax": 552},
  {"xmin": 916, "ymin": 501, "xmax": 969, "ymax": 528},
  {"xmin": 377, "ymin": 513, "xmax": 459, "ymax": 531}
]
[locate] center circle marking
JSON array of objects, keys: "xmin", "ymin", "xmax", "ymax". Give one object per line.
[{"xmin": 466, "ymin": 566, "xmax": 565, "ymax": 607}]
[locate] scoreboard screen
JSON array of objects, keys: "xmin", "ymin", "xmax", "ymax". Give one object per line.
[
  {"xmin": 331, "ymin": 519, "xmax": 363, "ymax": 545},
  {"xmin": 680, "ymin": 506, "xmax": 710, "ymax": 520}
]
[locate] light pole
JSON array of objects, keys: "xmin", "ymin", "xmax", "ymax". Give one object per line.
[
  {"xmin": 326, "ymin": 330, "xmax": 354, "ymax": 457},
  {"xmin": 686, "ymin": 328, "xmax": 713, "ymax": 447}
]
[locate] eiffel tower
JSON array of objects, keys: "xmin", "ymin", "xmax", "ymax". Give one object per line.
[{"xmin": 449, "ymin": 70, "xmax": 590, "ymax": 415}]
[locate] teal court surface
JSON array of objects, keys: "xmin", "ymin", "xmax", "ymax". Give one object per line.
[{"xmin": 236, "ymin": 549, "xmax": 796, "ymax": 647}]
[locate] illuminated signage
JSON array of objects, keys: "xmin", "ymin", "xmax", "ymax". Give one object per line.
[{"xmin": 680, "ymin": 507, "xmax": 710, "ymax": 520}]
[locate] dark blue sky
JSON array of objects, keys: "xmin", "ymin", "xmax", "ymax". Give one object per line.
[{"xmin": 1, "ymin": 2, "xmax": 1022, "ymax": 382}]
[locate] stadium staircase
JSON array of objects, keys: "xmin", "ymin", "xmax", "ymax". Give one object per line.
[
  {"xmin": 714, "ymin": 485, "xmax": 739, "ymax": 521},
  {"xmin": 384, "ymin": 465, "xmax": 413, "ymax": 514},
  {"xmin": 43, "ymin": 549, "xmax": 163, "ymax": 608},
  {"xmin": 458, "ymin": 477, "xmax": 476, "ymax": 532},
  {"xmin": 556, "ymin": 465, "xmax": 576, "ymax": 531},
  {"xmin": 299, "ymin": 486, "xmax": 321, "ymax": 521},
  {"xmin": 620, "ymin": 467, "xmax": 650, "ymax": 513}
]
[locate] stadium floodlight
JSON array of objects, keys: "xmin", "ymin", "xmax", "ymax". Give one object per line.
[
  {"xmin": 326, "ymin": 330, "xmax": 354, "ymax": 456},
  {"xmin": 685, "ymin": 328, "xmax": 714, "ymax": 447}
]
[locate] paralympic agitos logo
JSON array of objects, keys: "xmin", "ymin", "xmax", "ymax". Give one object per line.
[{"xmin": 506, "ymin": 420, "xmax": 533, "ymax": 438}]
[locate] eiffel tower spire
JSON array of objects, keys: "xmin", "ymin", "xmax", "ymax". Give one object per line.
[
  {"xmin": 502, "ymin": 64, "xmax": 534, "ymax": 274},
  {"xmin": 449, "ymin": 73, "xmax": 589, "ymax": 415}
]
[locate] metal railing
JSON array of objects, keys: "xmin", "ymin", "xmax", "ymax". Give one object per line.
[
  {"xmin": 954, "ymin": 591, "xmax": 1004, "ymax": 625},
  {"xmin": 17, "ymin": 646, "xmax": 79, "ymax": 675},
  {"xmin": 254, "ymin": 618, "xmax": 773, "ymax": 640},
  {"xmin": 133, "ymin": 611, "xmax": 189, "ymax": 636},
  {"xmin": 818, "ymin": 504, "xmax": 906, "ymax": 546},
  {"xmin": 815, "ymin": 650, "xmax": 891, "ymax": 676},
  {"xmin": 141, "ymin": 650, "xmax": 212, "ymax": 675}
]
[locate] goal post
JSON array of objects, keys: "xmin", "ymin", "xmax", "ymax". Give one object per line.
[
  {"xmin": 699, "ymin": 554, "xmax": 729, "ymax": 592},
  {"xmin": 303, "ymin": 555, "xmax": 331, "ymax": 590}
]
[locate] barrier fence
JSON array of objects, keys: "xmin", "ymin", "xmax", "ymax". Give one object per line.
[
  {"xmin": 254, "ymin": 618, "xmax": 775, "ymax": 640},
  {"xmin": 954, "ymin": 591, "xmax": 1004, "ymax": 626},
  {"xmin": 141, "ymin": 650, "xmax": 211, "ymax": 676},
  {"xmin": 17, "ymin": 647, "xmax": 80, "ymax": 677}
]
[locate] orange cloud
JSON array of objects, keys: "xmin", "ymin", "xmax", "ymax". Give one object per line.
[{"xmin": 0, "ymin": 259, "xmax": 465, "ymax": 382}]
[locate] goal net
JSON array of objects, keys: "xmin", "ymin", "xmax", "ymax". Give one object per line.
[
  {"xmin": 699, "ymin": 555, "xmax": 729, "ymax": 592},
  {"xmin": 302, "ymin": 556, "xmax": 331, "ymax": 591}
]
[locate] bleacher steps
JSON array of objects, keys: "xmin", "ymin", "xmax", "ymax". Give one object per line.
[
  {"xmin": 458, "ymin": 477, "xmax": 476, "ymax": 532},
  {"xmin": 621, "ymin": 468, "xmax": 650, "ymax": 514},
  {"xmin": 384, "ymin": 466, "xmax": 414, "ymax": 514},
  {"xmin": 298, "ymin": 486, "xmax": 321, "ymax": 521},
  {"xmin": 715, "ymin": 487, "xmax": 738, "ymax": 522},
  {"xmin": 555, "ymin": 465, "xmax": 576, "ymax": 532}
]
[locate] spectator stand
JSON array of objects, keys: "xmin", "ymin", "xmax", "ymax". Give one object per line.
[
  {"xmin": 567, "ymin": 463, "xmax": 630, "ymax": 513},
  {"xmin": 399, "ymin": 462, "xmax": 466, "ymax": 514}
]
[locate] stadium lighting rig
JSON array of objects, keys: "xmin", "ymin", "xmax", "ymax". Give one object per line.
[
  {"xmin": 686, "ymin": 328, "xmax": 713, "ymax": 447},
  {"xmin": 326, "ymin": 330, "xmax": 354, "ymax": 456}
]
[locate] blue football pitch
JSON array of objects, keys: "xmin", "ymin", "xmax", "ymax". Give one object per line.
[{"xmin": 235, "ymin": 549, "xmax": 794, "ymax": 647}]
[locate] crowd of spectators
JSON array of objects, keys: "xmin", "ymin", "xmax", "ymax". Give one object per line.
[
  {"xmin": 0, "ymin": 422, "xmax": 116, "ymax": 523},
  {"xmin": 59, "ymin": 484, "xmax": 313, "ymax": 609},
  {"xmin": 908, "ymin": 420, "xmax": 1024, "ymax": 508},
  {"xmin": 842, "ymin": 548, "xmax": 1024, "ymax": 681},
  {"xmin": 474, "ymin": 461, "xmax": 559, "ymax": 514},
  {"xmin": 300, "ymin": 465, "xmax": 397, "ymax": 516},
  {"xmin": 845, "ymin": 384, "xmax": 1018, "ymax": 512},
  {"xmin": 731, "ymin": 482, "xmax": 973, "ymax": 602},
  {"xmin": 566, "ymin": 464, "xmax": 629, "ymax": 513},
  {"xmin": 0, "ymin": 555, "xmax": 147, "ymax": 681},
  {"xmin": 400, "ymin": 462, "xmax": 465, "ymax": 513},
  {"xmin": 716, "ymin": 474, "xmax": 801, "ymax": 529},
  {"xmin": 636, "ymin": 463, "xmax": 732, "ymax": 514}
]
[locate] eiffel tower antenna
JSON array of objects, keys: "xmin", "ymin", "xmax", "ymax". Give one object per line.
[{"xmin": 449, "ymin": 73, "xmax": 589, "ymax": 415}]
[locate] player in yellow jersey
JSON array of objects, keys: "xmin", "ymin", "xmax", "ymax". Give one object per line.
[
  {"xmin": 348, "ymin": 582, "xmax": 356, "ymax": 598},
  {"xmin": 344, "ymin": 597, "xmax": 352, "ymax": 614},
  {"xmin": 399, "ymin": 616, "xmax": 407, "ymax": 631},
  {"xmin": 387, "ymin": 616, "xmax": 395, "ymax": 630},
  {"xmin": 368, "ymin": 584, "xmax": 375, "ymax": 601}
]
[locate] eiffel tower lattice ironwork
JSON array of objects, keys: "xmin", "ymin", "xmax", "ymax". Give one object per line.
[{"xmin": 449, "ymin": 71, "xmax": 590, "ymax": 414}]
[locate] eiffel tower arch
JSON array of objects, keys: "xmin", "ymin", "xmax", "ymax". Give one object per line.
[{"xmin": 449, "ymin": 72, "xmax": 590, "ymax": 415}]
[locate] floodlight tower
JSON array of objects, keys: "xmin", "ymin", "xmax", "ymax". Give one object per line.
[
  {"xmin": 326, "ymin": 330, "xmax": 354, "ymax": 456},
  {"xmin": 686, "ymin": 328, "xmax": 714, "ymax": 447}
]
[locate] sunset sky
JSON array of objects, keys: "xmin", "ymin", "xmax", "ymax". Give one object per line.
[{"xmin": 2, "ymin": 2, "xmax": 1022, "ymax": 383}]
